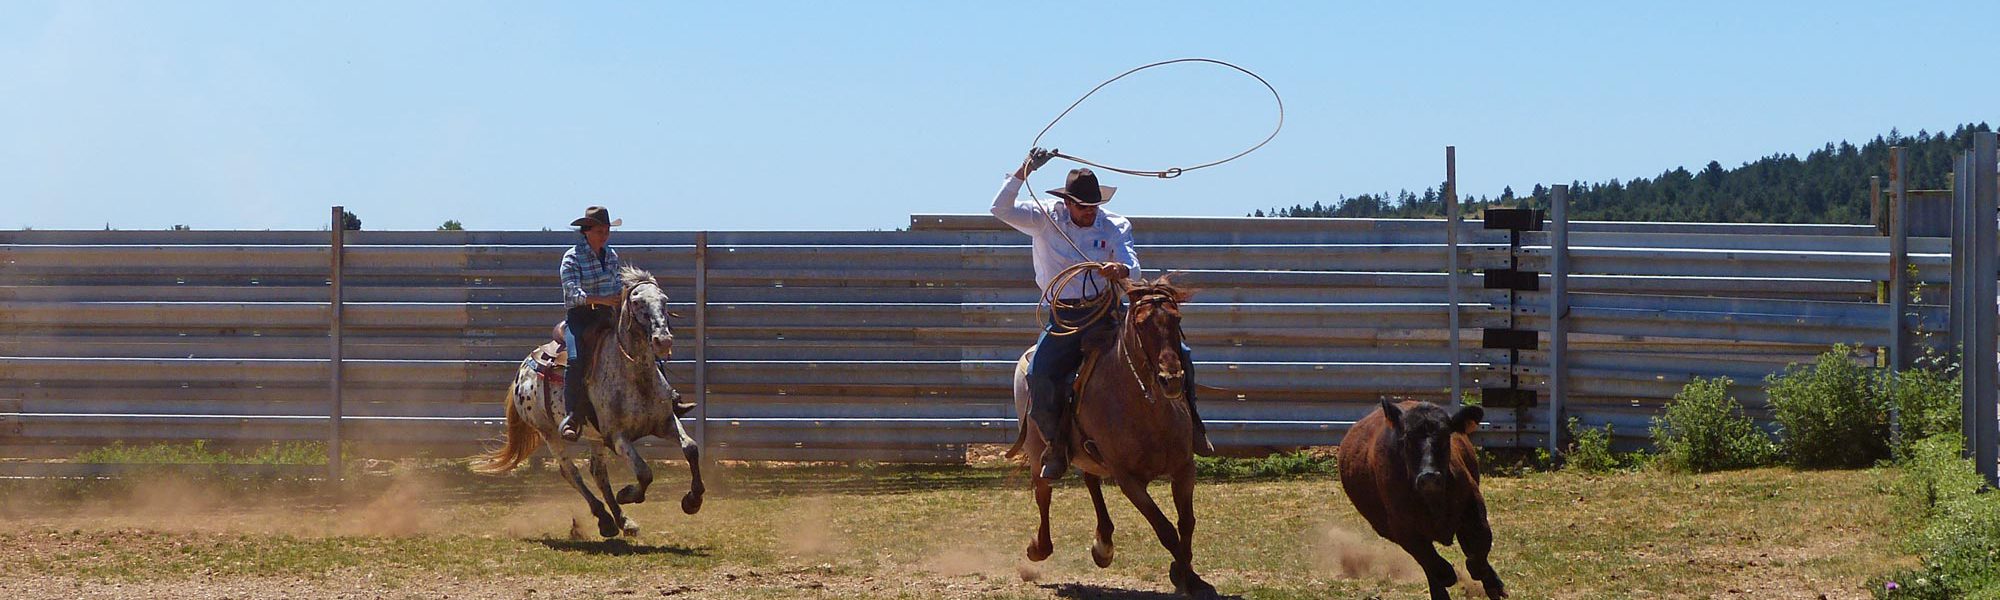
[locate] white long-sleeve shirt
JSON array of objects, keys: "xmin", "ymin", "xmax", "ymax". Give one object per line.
[{"xmin": 990, "ymin": 174, "xmax": 1142, "ymax": 301}]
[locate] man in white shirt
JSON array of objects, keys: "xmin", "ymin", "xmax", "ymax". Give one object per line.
[{"xmin": 992, "ymin": 150, "xmax": 1215, "ymax": 480}]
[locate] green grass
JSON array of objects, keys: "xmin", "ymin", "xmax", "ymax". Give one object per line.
[
  {"xmin": 0, "ymin": 461, "xmax": 1909, "ymax": 599},
  {"xmin": 71, "ymin": 440, "xmax": 327, "ymax": 465}
]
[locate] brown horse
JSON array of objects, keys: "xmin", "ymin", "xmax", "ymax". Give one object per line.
[
  {"xmin": 474, "ymin": 267, "xmax": 704, "ymax": 539},
  {"xmin": 1339, "ymin": 401, "xmax": 1505, "ymax": 599},
  {"xmin": 1008, "ymin": 277, "xmax": 1217, "ymax": 599}
]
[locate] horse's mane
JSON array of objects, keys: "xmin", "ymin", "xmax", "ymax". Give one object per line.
[
  {"xmin": 1127, "ymin": 273, "xmax": 1194, "ymax": 304},
  {"xmin": 619, "ymin": 266, "xmax": 657, "ymax": 289}
]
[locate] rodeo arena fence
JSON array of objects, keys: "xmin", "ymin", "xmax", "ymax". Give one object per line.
[{"xmin": 2, "ymin": 138, "xmax": 1997, "ymax": 486}]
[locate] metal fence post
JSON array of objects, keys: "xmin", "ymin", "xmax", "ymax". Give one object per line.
[
  {"xmin": 1958, "ymin": 156, "xmax": 1977, "ymax": 460},
  {"xmin": 1973, "ymin": 131, "xmax": 1998, "ymax": 488},
  {"xmin": 1548, "ymin": 185, "xmax": 1569, "ymax": 457},
  {"xmin": 1446, "ymin": 146, "xmax": 1462, "ymax": 407},
  {"xmin": 328, "ymin": 206, "xmax": 345, "ymax": 481},
  {"xmin": 694, "ymin": 232, "xmax": 710, "ymax": 468},
  {"xmin": 1890, "ymin": 147, "xmax": 1910, "ymax": 372}
]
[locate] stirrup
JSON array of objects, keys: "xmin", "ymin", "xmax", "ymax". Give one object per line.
[{"xmin": 559, "ymin": 414, "xmax": 582, "ymax": 442}]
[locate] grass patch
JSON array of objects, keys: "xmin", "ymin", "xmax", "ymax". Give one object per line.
[
  {"xmin": 72, "ymin": 440, "xmax": 326, "ymax": 465},
  {"xmin": 1194, "ymin": 450, "xmax": 1337, "ymax": 479}
]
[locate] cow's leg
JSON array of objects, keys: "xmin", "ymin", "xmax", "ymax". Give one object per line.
[
  {"xmin": 1168, "ymin": 463, "xmax": 1216, "ymax": 599},
  {"xmin": 1461, "ymin": 500, "xmax": 1507, "ymax": 598},
  {"xmin": 589, "ymin": 446, "xmax": 638, "ymax": 537},
  {"xmin": 556, "ymin": 451, "xmax": 619, "ymax": 538},
  {"xmin": 1084, "ymin": 473, "xmax": 1115, "ymax": 568},
  {"xmin": 1397, "ymin": 538, "xmax": 1459, "ymax": 600},
  {"xmin": 1026, "ymin": 475, "xmax": 1054, "ymax": 561}
]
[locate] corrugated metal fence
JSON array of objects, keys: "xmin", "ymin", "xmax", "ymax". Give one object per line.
[{"xmin": 0, "ymin": 212, "xmax": 1948, "ymax": 471}]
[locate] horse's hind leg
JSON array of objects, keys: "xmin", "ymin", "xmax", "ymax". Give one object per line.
[
  {"xmin": 1169, "ymin": 463, "xmax": 1216, "ymax": 598},
  {"xmin": 1116, "ymin": 476, "xmax": 1212, "ymax": 599},
  {"xmin": 557, "ymin": 454, "xmax": 620, "ymax": 538},
  {"xmin": 589, "ymin": 447, "xmax": 638, "ymax": 537},
  {"xmin": 612, "ymin": 435, "xmax": 652, "ymax": 505},
  {"xmin": 1025, "ymin": 476, "xmax": 1054, "ymax": 561},
  {"xmin": 1084, "ymin": 473, "xmax": 1115, "ymax": 568}
]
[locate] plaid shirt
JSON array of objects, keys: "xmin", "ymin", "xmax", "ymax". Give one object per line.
[{"xmin": 560, "ymin": 243, "xmax": 623, "ymax": 309}]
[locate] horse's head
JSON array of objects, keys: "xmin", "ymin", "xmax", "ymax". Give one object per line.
[
  {"xmin": 618, "ymin": 267, "xmax": 674, "ymax": 359},
  {"xmin": 1379, "ymin": 401, "xmax": 1483, "ymax": 497},
  {"xmin": 1123, "ymin": 275, "xmax": 1194, "ymax": 396}
]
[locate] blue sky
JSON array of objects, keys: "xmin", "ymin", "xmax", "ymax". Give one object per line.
[{"xmin": 3, "ymin": 2, "xmax": 1996, "ymax": 231}]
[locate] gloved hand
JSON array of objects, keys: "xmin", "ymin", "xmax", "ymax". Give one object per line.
[{"xmin": 1016, "ymin": 147, "xmax": 1058, "ymax": 179}]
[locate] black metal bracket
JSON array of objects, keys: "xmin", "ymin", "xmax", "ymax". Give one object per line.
[
  {"xmin": 1483, "ymin": 268, "xmax": 1540, "ymax": 291},
  {"xmin": 1483, "ymin": 208, "xmax": 1545, "ymax": 231},
  {"xmin": 1479, "ymin": 388, "xmax": 1538, "ymax": 408},
  {"xmin": 1481, "ymin": 329, "xmax": 1537, "ymax": 350}
]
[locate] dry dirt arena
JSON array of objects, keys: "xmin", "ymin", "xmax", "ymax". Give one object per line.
[{"xmin": 0, "ymin": 455, "xmax": 1910, "ymax": 600}]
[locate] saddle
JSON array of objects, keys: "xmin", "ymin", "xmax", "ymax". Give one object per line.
[{"xmin": 530, "ymin": 320, "xmax": 613, "ymax": 386}]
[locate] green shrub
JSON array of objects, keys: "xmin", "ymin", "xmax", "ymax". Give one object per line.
[
  {"xmin": 1563, "ymin": 417, "xmax": 1620, "ymax": 473},
  {"xmin": 1766, "ymin": 345, "xmax": 1890, "ymax": 468},
  {"xmin": 1875, "ymin": 435, "xmax": 2000, "ymax": 599},
  {"xmin": 1195, "ymin": 450, "xmax": 1337, "ymax": 479},
  {"xmin": 1881, "ymin": 366, "xmax": 1962, "ymax": 460},
  {"xmin": 73, "ymin": 440, "xmax": 326, "ymax": 465},
  {"xmin": 1650, "ymin": 376, "xmax": 1776, "ymax": 472}
]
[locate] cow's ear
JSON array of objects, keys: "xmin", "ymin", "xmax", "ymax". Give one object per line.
[
  {"xmin": 1450, "ymin": 405, "xmax": 1485, "ymax": 436},
  {"xmin": 1379, "ymin": 401, "xmax": 1403, "ymax": 429}
]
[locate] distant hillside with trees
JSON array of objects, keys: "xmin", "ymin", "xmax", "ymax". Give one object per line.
[{"xmin": 1255, "ymin": 123, "xmax": 1994, "ymax": 223}]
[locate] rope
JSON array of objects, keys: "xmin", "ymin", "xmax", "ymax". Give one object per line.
[
  {"xmin": 1018, "ymin": 58, "xmax": 1282, "ymax": 334},
  {"xmin": 1029, "ymin": 57, "xmax": 1284, "ymax": 180}
]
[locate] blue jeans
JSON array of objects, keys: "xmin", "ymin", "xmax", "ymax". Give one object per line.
[{"xmin": 563, "ymin": 305, "xmax": 614, "ymax": 421}]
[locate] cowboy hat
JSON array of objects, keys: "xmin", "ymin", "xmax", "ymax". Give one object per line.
[
  {"xmin": 1045, "ymin": 168, "xmax": 1118, "ymax": 206},
  {"xmin": 569, "ymin": 206, "xmax": 623, "ymax": 229}
]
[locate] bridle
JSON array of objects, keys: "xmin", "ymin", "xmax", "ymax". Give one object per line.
[
  {"xmin": 1118, "ymin": 288, "xmax": 1188, "ymax": 404},
  {"xmin": 613, "ymin": 279, "xmax": 668, "ymax": 365}
]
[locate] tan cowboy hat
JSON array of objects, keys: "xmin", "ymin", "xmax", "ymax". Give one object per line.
[
  {"xmin": 1045, "ymin": 168, "xmax": 1118, "ymax": 206},
  {"xmin": 569, "ymin": 206, "xmax": 623, "ymax": 229}
]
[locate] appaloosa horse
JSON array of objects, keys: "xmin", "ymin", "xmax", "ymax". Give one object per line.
[
  {"xmin": 475, "ymin": 267, "xmax": 704, "ymax": 538},
  {"xmin": 1008, "ymin": 276, "xmax": 1218, "ymax": 599}
]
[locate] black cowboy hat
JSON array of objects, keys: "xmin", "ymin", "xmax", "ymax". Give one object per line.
[
  {"xmin": 1045, "ymin": 168, "xmax": 1118, "ymax": 207},
  {"xmin": 569, "ymin": 206, "xmax": 623, "ymax": 229}
]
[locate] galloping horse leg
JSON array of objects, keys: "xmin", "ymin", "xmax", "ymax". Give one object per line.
[
  {"xmin": 1025, "ymin": 475, "xmax": 1055, "ymax": 562},
  {"xmin": 1170, "ymin": 463, "xmax": 1216, "ymax": 598},
  {"xmin": 556, "ymin": 453, "xmax": 620, "ymax": 538},
  {"xmin": 589, "ymin": 446, "xmax": 639, "ymax": 537},
  {"xmin": 1115, "ymin": 476, "xmax": 1206, "ymax": 598},
  {"xmin": 612, "ymin": 435, "xmax": 652, "ymax": 505},
  {"xmin": 666, "ymin": 411, "xmax": 704, "ymax": 515},
  {"xmin": 1084, "ymin": 473, "xmax": 1116, "ymax": 568}
]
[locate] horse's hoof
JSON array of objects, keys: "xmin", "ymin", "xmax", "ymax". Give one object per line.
[
  {"xmin": 620, "ymin": 517, "xmax": 640, "ymax": 538},
  {"xmin": 681, "ymin": 491, "xmax": 703, "ymax": 515},
  {"xmin": 616, "ymin": 484, "xmax": 646, "ymax": 505},
  {"xmin": 1026, "ymin": 538, "xmax": 1053, "ymax": 562},
  {"xmin": 1089, "ymin": 539, "xmax": 1114, "ymax": 568},
  {"xmin": 597, "ymin": 518, "xmax": 621, "ymax": 539}
]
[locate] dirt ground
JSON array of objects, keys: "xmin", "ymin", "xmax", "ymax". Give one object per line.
[{"xmin": 0, "ymin": 457, "xmax": 1911, "ymax": 600}]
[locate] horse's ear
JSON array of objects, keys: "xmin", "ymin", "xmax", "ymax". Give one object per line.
[
  {"xmin": 1379, "ymin": 401, "xmax": 1403, "ymax": 429},
  {"xmin": 1450, "ymin": 405, "xmax": 1485, "ymax": 436},
  {"xmin": 1125, "ymin": 285, "xmax": 1152, "ymax": 302}
]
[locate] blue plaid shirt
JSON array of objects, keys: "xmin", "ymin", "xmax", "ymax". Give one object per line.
[{"xmin": 560, "ymin": 244, "xmax": 623, "ymax": 309}]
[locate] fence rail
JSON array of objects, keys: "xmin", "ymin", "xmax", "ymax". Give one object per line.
[{"xmin": 0, "ymin": 205, "xmax": 1968, "ymax": 469}]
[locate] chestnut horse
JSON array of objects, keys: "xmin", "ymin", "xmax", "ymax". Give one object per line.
[
  {"xmin": 1008, "ymin": 277, "xmax": 1217, "ymax": 599},
  {"xmin": 475, "ymin": 267, "xmax": 704, "ymax": 539}
]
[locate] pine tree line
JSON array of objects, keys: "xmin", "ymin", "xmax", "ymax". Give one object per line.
[{"xmin": 1255, "ymin": 123, "xmax": 1995, "ymax": 223}]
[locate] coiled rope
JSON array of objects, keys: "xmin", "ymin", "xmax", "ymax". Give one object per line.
[{"xmin": 1022, "ymin": 57, "xmax": 1283, "ymax": 336}]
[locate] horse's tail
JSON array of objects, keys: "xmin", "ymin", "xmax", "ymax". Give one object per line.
[
  {"xmin": 473, "ymin": 389, "xmax": 542, "ymax": 475},
  {"xmin": 1005, "ymin": 418, "xmax": 1028, "ymax": 459}
]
